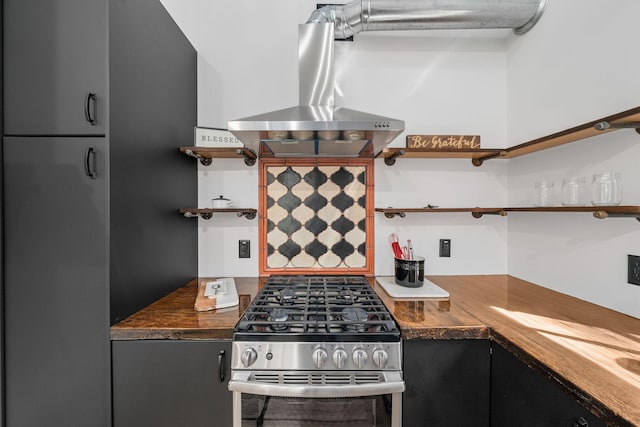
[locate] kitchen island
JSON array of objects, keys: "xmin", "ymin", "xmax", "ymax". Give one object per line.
[{"xmin": 111, "ymin": 275, "xmax": 640, "ymax": 426}]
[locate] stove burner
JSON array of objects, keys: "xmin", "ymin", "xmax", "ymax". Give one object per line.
[
  {"xmin": 341, "ymin": 307, "xmax": 368, "ymax": 332},
  {"xmin": 234, "ymin": 275, "xmax": 401, "ymax": 341},
  {"xmin": 269, "ymin": 308, "xmax": 290, "ymax": 331},
  {"xmin": 276, "ymin": 288, "xmax": 296, "ymax": 305},
  {"xmin": 341, "ymin": 307, "xmax": 368, "ymax": 322},
  {"xmin": 337, "ymin": 287, "xmax": 358, "ymax": 305}
]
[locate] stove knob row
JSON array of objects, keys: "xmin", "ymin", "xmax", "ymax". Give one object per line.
[
  {"xmin": 312, "ymin": 348, "xmax": 328, "ymax": 368},
  {"xmin": 372, "ymin": 349, "xmax": 389, "ymax": 368},
  {"xmin": 332, "ymin": 348, "xmax": 348, "ymax": 368},
  {"xmin": 352, "ymin": 349, "xmax": 368, "ymax": 369},
  {"xmin": 240, "ymin": 347, "xmax": 258, "ymax": 368}
]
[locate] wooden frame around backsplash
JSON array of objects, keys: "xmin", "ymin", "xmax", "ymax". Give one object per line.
[{"xmin": 259, "ymin": 158, "xmax": 375, "ymax": 277}]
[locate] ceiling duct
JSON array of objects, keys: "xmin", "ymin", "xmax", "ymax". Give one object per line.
[
  {"xmin": 228, "ymin": 0, "xmax": 548, "ymax": 158},
  {"xmin": 309, "ymin": 0, "xmax": 549, "ymax": 38}
]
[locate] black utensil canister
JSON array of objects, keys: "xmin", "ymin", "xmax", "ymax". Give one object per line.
[{"xmin": 394, "ymin": 256, "xmax": 425, "ymax": 287}]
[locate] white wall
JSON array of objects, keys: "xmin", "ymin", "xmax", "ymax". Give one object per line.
[
  {"xmin": 506, "ymin": 0, "xmax": 640, "ymax": 317},
  {"xmin": 160, "ymin": 0, "xmax": 510, "ymax": 279},
  {"xmin": 375, "ymin": 158, "xmax": 508, "ymax": 276},
  {"xmin": 159, "ymin": 0, "xmax": 638, "ymax": 317}
]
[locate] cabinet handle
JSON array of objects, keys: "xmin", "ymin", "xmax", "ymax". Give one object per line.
[
  {"xmin": 218, "ymin": 350, "xmax": 226, "ymax": 382},
  {"xmin": 573, "ymin": 417, "xmax": 588, "ymax": 427},
  {"xmin": 85, "ymin": 147, "xmax": 97, "ymax": 179},
  {"xmin": 85, "ymin": 93, "xmax": 97, "ymax": 125}
]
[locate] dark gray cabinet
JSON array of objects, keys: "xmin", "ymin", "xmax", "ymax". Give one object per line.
[
  {"xmin": 3, "ymin": 137, "xmax": 109, "ymax": 426},
  {"xmin": 4, "ymin": 0, "xmax": 107, "ymax": 136},
  {"xmin": 112, "ymin": 340, "xmax": 233, "ymax": 427},
  {"xmin": 2, "ymin": 0, "xmax": 197, "ymax": 425},
  {"xmin": 491, "ymin": 343, "xmax": 606, "ymax": 427},
  {"xmin": 403, "ymin": 339, "xmax": 491, "ymax": 426}
]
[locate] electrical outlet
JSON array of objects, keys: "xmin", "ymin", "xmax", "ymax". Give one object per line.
[
  {"xmin": 439, "ymin": 239, "xmax": 451, "ymax": 257},
  {"xmin": 628, "ymin": 255, "xmax": 640, "ymax": 286},
  {"xmin": 239, "ymin": 240, "xmax": 250, "ymax": 259}
]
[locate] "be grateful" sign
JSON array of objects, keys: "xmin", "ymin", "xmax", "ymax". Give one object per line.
[{"xmin": 407, "ymin": 134, "xmax": 481, "ymax": 150}]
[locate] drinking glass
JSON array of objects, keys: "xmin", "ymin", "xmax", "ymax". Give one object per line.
[
  {"xmin": 533, "ymin": 180, "xmax": 554, "ymax": 207},
  {"xmin": 561, "ymin": 177, "xmax": 587, "ymax": 206},
  {"xmin": 591, "ymin": 172, "xmax": 621, "ymax": 206}
]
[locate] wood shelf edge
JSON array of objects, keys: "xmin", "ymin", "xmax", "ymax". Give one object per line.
[
  {"xmin": 502, "ymin": 106, "xmax": 640, "ymax": 159},
  {"xmin": 179, "ymin": 208, "xmax": 258, "ymax": 220},
  {"xmin": 376, "ymin": 206, "xmax": 640, "ymax": 220},
  {"xmin": 179, "ymin": 146, "xmax": 257, "ymax": 166},
  {"xmin": 377, "ymin": 106, "xmax": 640, "ymax": 164}
]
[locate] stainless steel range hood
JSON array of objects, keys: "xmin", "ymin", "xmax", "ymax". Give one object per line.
[
  {"xmin": 228, "ymin": 0, "xmax": 548, "ymax": 158},
  {"xmin": 228, "ymin": 23, "xmax": 403, "ymax": 158}
]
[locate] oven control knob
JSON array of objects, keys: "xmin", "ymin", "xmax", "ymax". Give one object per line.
[
  {"xmin": 372, "ymin": 349, "xmax": 389, "ymax": 369},
  {"xmin": 240, "ymin": 347, "xmax": 258, "ymax": 368},
  {"xmin": 332, "ymin": 348, "xmax": 348, "ymax": 368},
  {"xmin": 352, "ymin": 349, "xmax": 368, "ymax": 368},
  {"xmin": 312, "ymin": 348, "xmax": 328, "ymax": 368}
]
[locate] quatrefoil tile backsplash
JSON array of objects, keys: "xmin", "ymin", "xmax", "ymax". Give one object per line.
[{"xmin": 265, "ymin": 164, "xmax": 368, "ymax": 270}]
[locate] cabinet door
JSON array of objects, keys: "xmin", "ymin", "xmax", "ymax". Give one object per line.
[
  {"xmin": 3, "ymin": 137, "xmax": 109, "ymax": 426},
  {"xmin": 491, "ymin": 344, "xmax": 606, "ymax": 427},
  {"xmin": 403, "ymin": 339, "xmax": 490, "ymax": 426},
  {"xmin": 112, "ymin": 340, "xmax": 233, "ymax": 427},
  {"xmin": 4, "ymin": 0, "xmax": 106, "ymax": 135}
]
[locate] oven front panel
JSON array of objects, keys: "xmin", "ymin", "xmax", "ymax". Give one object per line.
[
  {"xmin": 231, "ymin": 341, "xmax": 402, "ymax": 371},
  {"xmin": 238, "ymin": 393, "xmax": 396, "ymax": 427}
]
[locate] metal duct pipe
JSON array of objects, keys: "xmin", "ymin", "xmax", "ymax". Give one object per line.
[{"xmin": 307, "ymin": 0, "xmax": 548, "ymax": 38}]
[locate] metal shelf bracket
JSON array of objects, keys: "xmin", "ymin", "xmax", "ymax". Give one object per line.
[
  {"xmin": 384, "ymin": 150, "xmax": 405, "ymax": 166},
  {"xmin": 182, "ymin": 211, "xmax": 213, "ymax": 220},
  {"xmin": 473, "ymin": 151, "xmax": 508, "ymax": 167},
  {"xmin": 237, "ymin": 210, "xmax": 257, "ymax": 220},
  {"xmin": 184, "ymin": 148, "xmax": 212, "ymax": 166},
  {"xmin": 383, "ymin": 211, "xmax": 406, "ymax": 218},
  {"xmin": 593, "ymin": 210, "xmax": 640, "ymax": 221},
  {"xmin": 472, "ymin": 209, "xmax": 508, "ymax": 218},
  {"xmin": 181, "ymin": 209, "xmax": 256, "ymax": 220},
  {"xmin": 594, "ymin": 121, "xmax": 640, "ymax": 134},
  {"xmin": 238, "ymin": 148, "xmax": 258, "ymax": 166}
]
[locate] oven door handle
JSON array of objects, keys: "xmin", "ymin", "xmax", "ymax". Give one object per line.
[{"xmin": 228, "ymin": 371, "xmax": 405, "ymax": 398}]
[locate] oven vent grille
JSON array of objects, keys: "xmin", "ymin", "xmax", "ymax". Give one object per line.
[{"xmin": 251, "ymin": 373, "xmax": 383, "ymax": 385}]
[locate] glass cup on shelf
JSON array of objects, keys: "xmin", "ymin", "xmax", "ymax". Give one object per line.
[
  {"xmin": 533, "ymin": 180, "xmax": 554, "ymax": 207},
  {"xmin": 591, "ymin": 172, "xmax": 621, "ymax": 206},
  {"xmin": 561, "ymin": 177, "xmax": 587, "ymax": 206}
]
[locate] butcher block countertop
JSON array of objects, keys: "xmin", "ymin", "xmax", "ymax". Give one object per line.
[
  {"xmin": 110, "ymin": 278, "xmax": 259, "ymax": 340},
  {"xmin": 111, "ymin": 274, "xmax": 640, "ymax": 426},
  {"xmin": 109, "ymin": 276, "xmax": 487, "ymax": 340}
]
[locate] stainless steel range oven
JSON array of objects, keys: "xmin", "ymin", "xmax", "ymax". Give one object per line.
[{"xmin": 229, "ymin": 275, "xmax": 404, "ymax": 427}]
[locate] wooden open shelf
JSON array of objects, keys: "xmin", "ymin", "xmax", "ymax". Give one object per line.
[
  {"xmin": 376, "ymin": 207, "xmax": 507, "ymax": 218},
  {"xmin": 377, "ymin": 148, "xmax": 505, "ymax": 166},
  {"xmin": 375, "ymin": 206, "xmax": 640, "ymax": 221},
  {"xmin": 179, "ymin": 208, "xmax": 257, "ymax": 220},
  {"xmin": 179, "ymin": 146, "xmax": 257, "ymax": 166},
  {"xmin": 377, "ymin": 106, "xmax": 640, "ymax": 166}
]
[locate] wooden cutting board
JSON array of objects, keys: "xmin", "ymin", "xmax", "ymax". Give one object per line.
[
  {"xmin": 194, "ymin": 278, "xmax": 239, "ymax": 311},
  {"xmin": 376, "ymin": 276, "xmax": 450, "ymax": 311}
]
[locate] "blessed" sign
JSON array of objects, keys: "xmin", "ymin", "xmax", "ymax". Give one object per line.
[
  {"xmin": 407, "ymin": 134, "xmax": 481, "ymax": 150},
  {"xmin": 194, "ymin": 127, "xmax": 244, "ymax": 148}
]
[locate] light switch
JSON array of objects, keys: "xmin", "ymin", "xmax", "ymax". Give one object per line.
[
  {"xmin": 439, "ymin": 239, "xmax": 451, "ymax": 257},
  {"xmin": 239, "ymin": 240, "xmax": 250, "ymax": 258}
]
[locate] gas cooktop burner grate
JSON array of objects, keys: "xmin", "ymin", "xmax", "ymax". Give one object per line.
[{"xmin": 234, "ymin": 275, "xmax": 400, "ymax": 342}]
